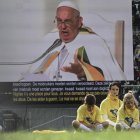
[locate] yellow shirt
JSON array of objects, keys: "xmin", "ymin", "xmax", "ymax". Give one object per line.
[
  {"xmin": 76, "ymin": 104, "xmax": 102, "ymax": 125},
  {"xmin": 100, "ymin": 96, "xmax": 122, "ymax": 122},
  {"xmin": 117, "ymin": 105, "xmax": 139, "ymax": 127}
]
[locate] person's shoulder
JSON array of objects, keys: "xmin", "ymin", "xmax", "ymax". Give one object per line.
[
  {"xmin": 94, "ymin": 105, "xmax": 100, "ymax": 110},
  {"xmin": 135, "ymin": 107, "xmax": 139, "ymax": 113},
  {"xmin": 43, "ymin": 29, "xmax": 59, "ymax": 41},
  {"xmin": 100, "ymin": 97, "xmax": 108, "ymax": 105},
  {"xmin": 119, "ymin": 99, "xmax": 123, "ymax": 104},
  {"xmin": 79, "ymin": 29, "xmax": 100, "ymax": 39},
  {"xmin": 41, "ymin": 30, "xmax": 60, "ymax": 49},
  {"xmin": 118, "ymin": 105, "xmax": 123, "ymax": 112},
  {"xmin": 79, "ymin": 26, "xmax": 97, "ymax": 35},
  {"xmin": 78, "ymin": 104, "xmax": 86, "ymax": 110}
]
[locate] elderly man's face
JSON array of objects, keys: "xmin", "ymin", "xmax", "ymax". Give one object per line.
[{"xmin": 56, "ymin": 7, "xmax": 82, "ymax": 43}]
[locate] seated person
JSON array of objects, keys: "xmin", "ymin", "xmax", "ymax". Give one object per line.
[
  {"xmin": 20, "ymin": 0, "xmax": 126, "ymax": 81},
  {"xmin": 115, "ymin": 92, "xmax": 140, "ymax": 131},
  {"xmin": 72, "ymin": 94, "xmax": 109, "ymax": 132},
  {"xmin": 100, "ymin": 82, "xmax": 122, "ymax": 127}
]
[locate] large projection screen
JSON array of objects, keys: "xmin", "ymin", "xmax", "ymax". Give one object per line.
[
  {"xmin": 0, "ymin": 0, "xmax": 134, "ymax": 106},
  {"xmin": 0, "ymin": 0, "xmax": 133, "ymax": 81}
]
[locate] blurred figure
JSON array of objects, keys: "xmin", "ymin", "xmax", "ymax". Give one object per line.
[{"xmin": 0, "ymin": 125, "xmax": 3, "ymax": 132}]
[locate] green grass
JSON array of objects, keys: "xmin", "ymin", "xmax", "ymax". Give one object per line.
[{"xmin": 0, "ymin": 130, "xmax": 140, "ymax": 140}]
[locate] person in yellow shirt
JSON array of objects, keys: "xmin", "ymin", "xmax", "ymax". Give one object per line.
[
  {"xmin": 72, "ymin": 94, "xmax": 109, "ymax": 132},
  {"xmin": 115, "ymin": 92, "xmax": 140, "ymax": 131},
  {"xmin": 100, "ymin": 82, "xmax": 122, "ymax": 127}
]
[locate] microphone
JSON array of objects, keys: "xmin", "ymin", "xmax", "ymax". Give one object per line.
[{"xmin": 0, "ymin": 39, "xmax": 62, "ymax": 65}]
